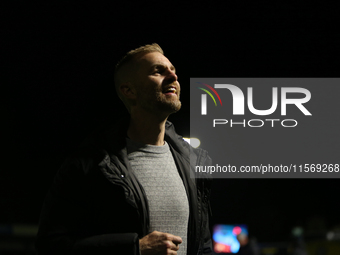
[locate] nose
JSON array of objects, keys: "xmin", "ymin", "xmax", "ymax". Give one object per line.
[{"xmin": 166, "ymin": 68, "xmax": 178, "ymax": 82}]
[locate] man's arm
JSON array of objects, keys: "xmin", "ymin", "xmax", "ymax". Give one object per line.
[
  {"xmin": 35, "ymin": 157, "xmax": 141, "ymax": 255},
  {"xmin": 202, "ymin": 156, "xmax": 213, "ymax": 255},
  {"xmin": 202, "ymin": 217, "xmax": 213, "ymax": 255}
]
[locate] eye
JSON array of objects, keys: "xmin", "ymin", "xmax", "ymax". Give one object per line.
[
  {"xmin": 152, "ymin": 66, "xmax": 166, "ymax": 75},
  {"xmin": 153, "ymin": 69, "xmax": 162, "ymax": 75}
]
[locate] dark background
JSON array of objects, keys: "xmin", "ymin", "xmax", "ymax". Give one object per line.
[{"xmin": 2, "ymin": 1, "xmax": 340, "ymax": 251}]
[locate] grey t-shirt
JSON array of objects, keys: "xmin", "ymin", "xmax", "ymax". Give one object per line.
[{"xmin": 127, "ymin": 138, "xmax": 189, "ymax": 255}]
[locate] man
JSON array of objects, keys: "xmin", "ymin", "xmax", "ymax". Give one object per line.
[{"xmin": 36, "ymin": 43, "xmax": 212, "ymax": 255}]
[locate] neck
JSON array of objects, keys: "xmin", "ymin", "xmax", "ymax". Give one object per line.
[{"xmin": 128, "ymin": 109, "xmax": 169, "ymax": 146}]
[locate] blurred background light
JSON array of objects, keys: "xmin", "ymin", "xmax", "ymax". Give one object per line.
[{"xmin": 183, "ymin": 137, "xmax": 201, "ymax": 148}]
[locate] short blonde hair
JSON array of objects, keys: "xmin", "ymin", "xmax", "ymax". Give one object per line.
[{"xmin": 114, "ymin": 43, "xmax": 164, "ymax": 110}]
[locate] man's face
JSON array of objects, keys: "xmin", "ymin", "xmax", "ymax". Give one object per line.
[{"xmin": 131, "ymin": 52, "xmax": 181, "ymax": 115}]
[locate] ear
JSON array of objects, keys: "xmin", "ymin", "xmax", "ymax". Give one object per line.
[{"xmin": 119, "ymin": 82, "xmax": 137, "ymax": 100}]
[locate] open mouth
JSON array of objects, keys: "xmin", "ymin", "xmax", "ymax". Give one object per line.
[{"xmin": 163, "ymin": 87, "xmax": 177, "ymax": 95}]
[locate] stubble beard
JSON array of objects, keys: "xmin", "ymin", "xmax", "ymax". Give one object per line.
[
  {"xmin": 157, "ymin": 93, "xmax": 182, "ymax": 114},
  {"xmin": 140, "ymin": 92, "xmax": 182, "ymax": 116}
]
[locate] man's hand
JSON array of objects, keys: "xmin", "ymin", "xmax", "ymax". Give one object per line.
[{"xmin": 139, "ymin": 231, "xmax": 183, "ymax": 255}]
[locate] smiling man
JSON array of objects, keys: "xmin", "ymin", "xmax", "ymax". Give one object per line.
[{"xmin": 36, "ymin": 43, "xmax": 212, "ymax": 255}]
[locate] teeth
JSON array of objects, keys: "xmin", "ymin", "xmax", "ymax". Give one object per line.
[{"xmin": 167, "ymin": 88, "xmax": 176, "ymax": 93}]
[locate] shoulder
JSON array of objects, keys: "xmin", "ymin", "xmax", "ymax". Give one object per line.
[
  {"xmin": 164, "ymin": 121, "xmax": 212, "ymax": 179},
  {"xmin": 58, "ymin": 115, "xmax": 130, "ymax": 179},
  {"xmin": 165, "ymin": 121, "xmax": 211, "ymax": 162}
]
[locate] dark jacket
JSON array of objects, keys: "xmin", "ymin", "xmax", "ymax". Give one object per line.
[{"xmin": 36, "ymin": 119, "xmax": 212, "ymax": 255}]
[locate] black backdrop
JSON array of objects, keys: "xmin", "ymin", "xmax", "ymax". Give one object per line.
[{"xmin": 2, "ymin": 2, "xmax": 340, "ymax": 243}]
